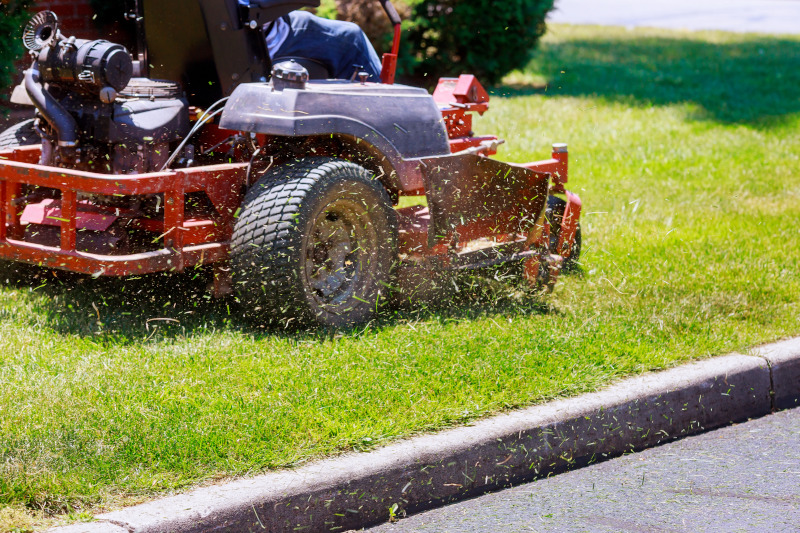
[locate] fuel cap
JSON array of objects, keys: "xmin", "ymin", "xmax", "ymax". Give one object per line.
[{"xmin": 271, "ymin": 60, "xmax": 308, "ymax": 91}]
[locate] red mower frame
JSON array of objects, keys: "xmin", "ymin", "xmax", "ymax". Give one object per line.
[{"xmin": 0, "ymin": 0, "xmax": 582, "ymax": 313}]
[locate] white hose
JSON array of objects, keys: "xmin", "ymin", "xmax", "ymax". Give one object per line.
[{"xmin": 160, "ymin": 97, "xmax": 229, "ymax": 171}]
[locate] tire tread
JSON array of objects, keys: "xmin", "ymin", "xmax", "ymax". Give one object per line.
[
  {"xmin": 0, "ymin": 119, "xmax": 39, "ymax": 151},
  {"xmin": 231, "ymin": 157, "xmax": 396, "ymax": 326}
]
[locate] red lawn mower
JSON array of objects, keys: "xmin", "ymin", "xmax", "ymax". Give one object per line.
[{"xmin": 0, "ymin": 0, "xmax": 581, "ymax": 327}]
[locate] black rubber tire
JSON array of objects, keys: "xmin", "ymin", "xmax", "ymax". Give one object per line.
[
  {"xmin": 547, "ymin": 195, "xmax": 582, "ymax": 271},
  {"xmin": 0, "ymin": 119, "xmax": 39, "ymax": 150},
  {"xmin": 231, "ymin": 158, "xmax": 398, "ymax": 328}
]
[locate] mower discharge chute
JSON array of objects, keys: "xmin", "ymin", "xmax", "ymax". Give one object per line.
[{"xmin": 0, "ymin": 0, "xmax": 582, "ymax": 327}]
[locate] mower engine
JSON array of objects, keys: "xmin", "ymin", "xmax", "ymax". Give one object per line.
[{"xmin": 22, "ymin": 11, "xmax": 189, "ymax": 175}]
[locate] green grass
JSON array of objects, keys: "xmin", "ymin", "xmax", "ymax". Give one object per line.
[{"xmin": 3, "ymin": 23, "xmax": 800, "ymax": 530}]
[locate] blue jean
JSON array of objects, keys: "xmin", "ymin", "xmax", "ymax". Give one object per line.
[{"xmin": 272, "ymin": 11, "xmax": 382, "ymax": 80}]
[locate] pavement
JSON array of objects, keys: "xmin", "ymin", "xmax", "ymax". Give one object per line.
[
  {"xmin": 49, "ymin": 338, "xmax": 800, "ymax": 533},
  {"xmin": 549, "ymin": 0, "xmax": 800, "ymax": 34},
  {"xmin": 370, "ymin": 406, "xmax": 800, "ymax": 533}
]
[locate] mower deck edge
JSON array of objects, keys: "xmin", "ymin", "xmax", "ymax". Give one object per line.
[{"xmin": 47, "ymin": 338, "xmax": 800, "ymax": 533}]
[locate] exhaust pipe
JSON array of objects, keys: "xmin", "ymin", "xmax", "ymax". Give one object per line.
[{"xmin": 25, "ymin": 61, "xmax": 78, "ymax": 148}]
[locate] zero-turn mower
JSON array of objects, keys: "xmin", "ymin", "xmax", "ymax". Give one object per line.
[{"xmin": 0, "ymin": 0, "xmax": 582, "ymax": 327}]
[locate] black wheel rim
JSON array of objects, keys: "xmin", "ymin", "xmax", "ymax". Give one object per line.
[{"xmin": 303, "ymin": 198, "xmax": 377, "ymax": 310}]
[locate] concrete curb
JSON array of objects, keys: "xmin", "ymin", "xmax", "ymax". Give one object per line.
[
  {"xmin": 751, "ymin": 338, "xmax": 800, "ymax": 410},
  {"xmin": 50, "ymin": 338, "xmax": 800, "ymax": 533}
]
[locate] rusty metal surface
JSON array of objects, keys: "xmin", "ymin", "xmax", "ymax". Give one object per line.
[
  {"xmin": 0, "ymin": 147, "xmax": 246, "ymax": 274},
  {"xmin": 557, "ymin": 190, "xmax": 582, "ymax": 259},
  {"xmin": 0, "ymin": 240, "xmax": 228, "ymax": 276},
  {"xmin": 420, "ymin": 154, "xmax": 549, "ymax": 246}
]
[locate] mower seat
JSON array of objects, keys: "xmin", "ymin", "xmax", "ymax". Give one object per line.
[{"xmin": 273, "ymin": 56, "xmax": 331, "ymax": 79}]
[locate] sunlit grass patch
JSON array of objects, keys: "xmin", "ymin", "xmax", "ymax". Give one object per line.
[
  {"xmin": 2, "ymin": 23, "xmax": 800, "ymax": 529},
  {"xmin": 0, "ymin": 505, "xmax": 39, "ymax": 533}
]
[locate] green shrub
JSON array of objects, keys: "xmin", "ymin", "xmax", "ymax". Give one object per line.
[
  {"xmin": 328, "ymin": 0, "xmax": 553, "ymax": 86},
  {"xmin": 322, "ymin": 0, "xmax": 413, "ymax": 53},
  {"xmin": 0, "ymin": 0, "xmax": 35, "ymax": 91},
  {"xmin": 315, "ymin": 0, "xmax": 340, "ymax": 20},
  {"xmin": 406, "ymin": 0, "xmax": 554, "ymax": 85}
]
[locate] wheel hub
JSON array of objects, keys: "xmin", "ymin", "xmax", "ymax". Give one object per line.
[{"xmin": 305, "ymin": 207, "xmax": 364, "ymax": 305}]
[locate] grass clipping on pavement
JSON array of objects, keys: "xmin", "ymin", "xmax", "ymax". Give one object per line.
[{"xmin": 2, "ymin": 23, "xmax": 800, "ymax": 529}]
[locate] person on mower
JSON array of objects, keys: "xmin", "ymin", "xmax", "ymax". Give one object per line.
[{"xmin": 239, "ymin": 2, "xmax": 383, "ymax": 80}]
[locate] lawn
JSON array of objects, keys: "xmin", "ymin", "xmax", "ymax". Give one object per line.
[{"xmin": 3, "ymin": 23, "xmax": 800, "ymax": 530}]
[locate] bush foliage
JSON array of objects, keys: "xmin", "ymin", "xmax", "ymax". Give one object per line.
[
  {"xmin": 0, "ymin": 1, "xmax": 125, "ymax": 97},
  {"xmin": 0, "ymin": 0, "xmax": 35, "ymax": 92},
  {"xmin": 407, "ymin": 0, "xmax": 554, "ymax": 85},
  {"xmin": 327, "ymin": 0, "xmax": 554, "ymax": 85}
]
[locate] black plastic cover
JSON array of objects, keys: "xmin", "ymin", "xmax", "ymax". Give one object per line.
[
  {"xmin": 143, "ymin": 0, "xmax": 319, "ymax": 105},
  {"xmin": 107, "ymin": 98, "xmax": 190, "ymax": 144},
  {"xmin": 38, "ymin": 38, "xmax": 133, "ymax": 92},
  {"xmin": 219, "ymin": 80, "xmax": 451, "ymax": 161},
  {"xmin": 143, "ymin": 0, "xmax": 220, "ymax": 105},
  {"xmin": 197, "ymin": 0, "xmax": 271, "ymax": 97}
]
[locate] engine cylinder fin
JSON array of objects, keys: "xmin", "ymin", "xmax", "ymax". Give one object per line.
[{"xmin": 120, "ymin": 78, "xmax": 183, "ymax": 100}]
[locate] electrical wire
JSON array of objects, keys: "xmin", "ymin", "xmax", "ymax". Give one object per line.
[
  {"xmin": 160, "ymin": 96, "xmax": 229, "ymax": 171},
  {"xmin": 201, "ymin": 135, "xmax": 235, "ymax": 156},
  {"xmin": 161, "ymin": 105, "xmax": 226, "ymax": 170},
  {"xmin": 245, "ymin": 145, "xmax": 264, "ymax": 187}
]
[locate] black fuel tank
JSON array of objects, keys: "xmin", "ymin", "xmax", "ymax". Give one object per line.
[{"xmin": 219, "ymin": 80, "xmax": 451, "ymax": 160}]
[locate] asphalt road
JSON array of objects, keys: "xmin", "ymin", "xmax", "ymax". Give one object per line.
[
  {"xmin": 369, "ymin": 407, "xmax": 800, "ymax": 532},
  {"xmin": 549, "ymin": 0, "xmax": 800, "ymax": 34}
]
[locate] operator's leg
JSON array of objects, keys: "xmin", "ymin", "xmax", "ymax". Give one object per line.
[{"xmin": 272, "ymin": 11, "xmax": 382, "ymax": 80}]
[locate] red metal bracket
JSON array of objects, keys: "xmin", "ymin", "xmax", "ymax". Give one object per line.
[
  {"xmin": 0, "ymin": 146, "xmax": 247, "ymax": 276},
  {"xmin": 433, "ymin": 75, "xmax": 489, "ymax": 108},
  {"xmin": 380, "ymin": 24, "xmax": 402, "ymax": 85},
  {"xmin": 522, "ymin": 143, "xmax": 568, "ymax": 188},
  {"xmin": 557, "ymin": 190, "xmax": 582, "ymax": 259}
]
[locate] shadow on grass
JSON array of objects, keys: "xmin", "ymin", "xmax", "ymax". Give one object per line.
[
  {"xmin": 498, "ymin": 32, "xmax": 800, "ymax": 126},
  {"xmin": 0, "ymin": 261, "xmax": 557, "ymax": 344}
]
